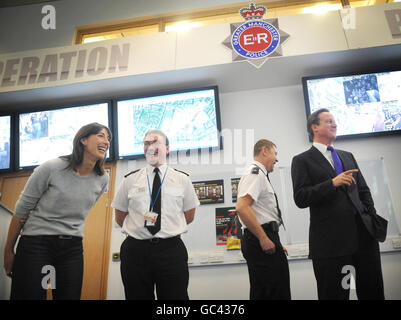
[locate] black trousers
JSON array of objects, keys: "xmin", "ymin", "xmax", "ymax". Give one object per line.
[
  {"xmin": 312, "ymin": 213, "xmax": 385, "ymax": 300},
  {"xmin": 11, "ymin": 235, "xmax": 83, "ymax": 300},
  {"xmin": 241, "ymin": 226, "xmax": 291, "ymax": 300},
  {"xmin": 120, "ymin": 236, "xmax": 189, "ymax": 300}
]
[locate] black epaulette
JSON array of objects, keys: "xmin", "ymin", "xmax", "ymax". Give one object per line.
[
  {"xmin": 124, "ymin": 169, "xmax": 140, "ymax": 178},
  {"xmin": 174, "ymin": 168, "xmax": 189, "ymax": 176},
  {"xmin": 251, "ymin": 166, "xmax": 259, "ymax": 174}
]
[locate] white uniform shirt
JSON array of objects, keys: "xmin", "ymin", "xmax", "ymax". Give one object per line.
[
  {"xmin": 112, "ymin": 164, "xmax": 200, "ymax": 239},
  {"xmin": 237, "ymin": 160, "xmax": 281, "ymax": 227}
]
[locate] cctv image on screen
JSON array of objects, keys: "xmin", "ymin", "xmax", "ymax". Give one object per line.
[
  {"xmin": 19, "ymin": 103, "xmax": 109, "ymax": 167},
  {"xmin": 117, "ymin": 88, "xmax": 219, "ymax": 157},
  {"xmin": 306, "ymin": 70, "xmax": 401, "ymax": 137},
  {"xmin": 0, "ymin": 116, "xmax": 11, "ymax": 170}
]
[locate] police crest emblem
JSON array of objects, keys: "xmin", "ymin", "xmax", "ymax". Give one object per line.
[{"xmin": 222, "ymin": 3, "xmax": 290, "ymax": 68}]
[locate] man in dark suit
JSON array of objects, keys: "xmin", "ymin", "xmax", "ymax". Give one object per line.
[{"xmin": 291, "ymin": 108, "xmax": 385, "ymax": 300}]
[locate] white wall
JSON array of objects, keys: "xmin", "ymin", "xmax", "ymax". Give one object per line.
[{"xmin": 107, "ymin": 84, "xmax": 401, "ymax": 300}]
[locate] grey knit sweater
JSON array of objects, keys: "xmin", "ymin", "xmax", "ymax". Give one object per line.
[{"xmin": 14, "ymin": 158, "xmax": 109, "ymax": 237}]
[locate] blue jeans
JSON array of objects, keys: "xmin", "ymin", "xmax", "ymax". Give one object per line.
[{"xmin": 11, "ymin": 235, "xmax": 83, "ymax": 300}]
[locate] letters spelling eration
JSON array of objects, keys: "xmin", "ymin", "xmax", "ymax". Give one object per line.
[{"xmin": 0, "ymin": 43, "xmax": 130, "ymax": 88}]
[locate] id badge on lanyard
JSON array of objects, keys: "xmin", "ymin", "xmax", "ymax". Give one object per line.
[
  {"xmin": 144, "ymin": 211, "xmax": 158, "ymax": 226},
  {"xmin": 144, "ymin": 168, "xmax": 168, "ymax": 227}
]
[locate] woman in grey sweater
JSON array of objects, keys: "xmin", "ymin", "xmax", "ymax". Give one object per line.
[{"xmin": 3, "ymin": 122, "xmax": 111, "ymax": 300}]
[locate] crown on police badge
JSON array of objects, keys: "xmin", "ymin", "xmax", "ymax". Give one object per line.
[{"xmin": 239, "ymin": 3, "xmax": 267, "ymax": 20}]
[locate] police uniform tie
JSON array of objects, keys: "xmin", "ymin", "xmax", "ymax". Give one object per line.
[
  {"xmin": 267, "ymin": 174, "xmax": 285, "ymax": 230},
  {"xmin": 147, "ymin": 167, "xmax": 162, "ymax": 235}
]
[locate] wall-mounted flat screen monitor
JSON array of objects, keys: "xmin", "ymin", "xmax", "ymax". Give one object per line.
[
  {"xmin": 0, "ymin": 115, "xmax": 12, "ymax": 171},
  {"xmin": 302, "ymin": 69, "xmax": 401, "ymax": 140},
  {"xmin": 115, "ymin": 86, "xmax": 222, "ymax": 159},
  {"xmin": 18, "ymin": 102, "xmax": 112, "ymax": 169}
]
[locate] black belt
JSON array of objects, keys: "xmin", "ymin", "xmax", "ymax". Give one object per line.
[
  {"xmin": 262, "ymin": 221, "xmax": 280, "ymax": 233},
  {"xmin": 127, "ymin": 235, "xmax": 180, "ymax": 244},
  {"xmin": 22, "ymin": 235, "xmax": 82, "ymax": 240},
  {"xmin": 244, "ymin": 221, "xmax": 280, "ymax": 236}
]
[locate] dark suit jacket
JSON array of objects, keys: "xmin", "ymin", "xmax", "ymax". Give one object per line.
[{"xmin": 291, "ymin": 146, "xmax": 377, "ymax": 259}]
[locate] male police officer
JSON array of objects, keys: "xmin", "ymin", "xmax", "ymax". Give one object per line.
[
  {"xmin": 236, "ymin": 139, "xmax": 290, "ymax": 300},
  {"xmin": 112, "ymin": 130, "xmax": 200, "ymax": 300}
]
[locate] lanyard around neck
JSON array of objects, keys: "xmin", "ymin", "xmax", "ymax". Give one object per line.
[{"xmin": 146, "ymin": 167, "xmax": 168, "ymax": 211}]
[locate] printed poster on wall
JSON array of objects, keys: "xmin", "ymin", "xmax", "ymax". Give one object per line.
[
  {"xmin": 231, "ymin": 178, "xmax": 240, "ymax": 203},
  {"xmin": 215, "ymin": 207, "xmax": 242, "ymax": 248},
  {"xmin": 193, "ymin": 179, "xmax": 224, "ymax": 205}
]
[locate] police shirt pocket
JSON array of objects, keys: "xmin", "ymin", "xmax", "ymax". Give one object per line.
[
  {"xmin": 128, "ymin": 186, "xmax": 148, "ymax": 213},
  {"xmin": 262, "ymin": 185, "xmax": 278, "ymax": 208},
  {"xmin": 164, "ymin": 186, "xmax": 184, "ymax": 209},
  {"xmin": 266, "ymin": 181, "xmax": 275, "ymax": 194}
]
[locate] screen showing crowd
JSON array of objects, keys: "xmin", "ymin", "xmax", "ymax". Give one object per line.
[
  {"xmin": 305, "ymin": 70, "xmax": 401, "ymax": 137},
  {"xmin": 0, "ymin": 115, "xmax": 11, "ymax": 170},
  {"xmin": 19, "ymin": 103, "xmax": 109, "ymax": 168}
]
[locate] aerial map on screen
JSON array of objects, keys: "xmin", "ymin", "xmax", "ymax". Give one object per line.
[{"xmin": 117, "ymin": 88, "xmax": 219, "ymax": 157}]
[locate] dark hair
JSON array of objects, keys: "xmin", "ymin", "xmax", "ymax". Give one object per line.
[
  {"xmin": 253, "ymin": 139, "xmax": 276, "ymax": 157},
  {"xmin": 307, "ymin": 108, "xmax": 330, "ymax": 141},
  {"xmin": 62, "ymin": 122, "xmax": 111, "ymax": 176}
]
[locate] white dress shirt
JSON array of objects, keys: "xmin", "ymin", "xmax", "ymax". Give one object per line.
[
  {"xmin": 112, "ymin": 163, "xmax": 200, "ymax": 239},
  {"xmin": 313, "ymin": 142, "xmax": 335, "ymax": 169},
  {"xmin": 237, "ymin": 160, "xmax": 281, "ymax": 227}
]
